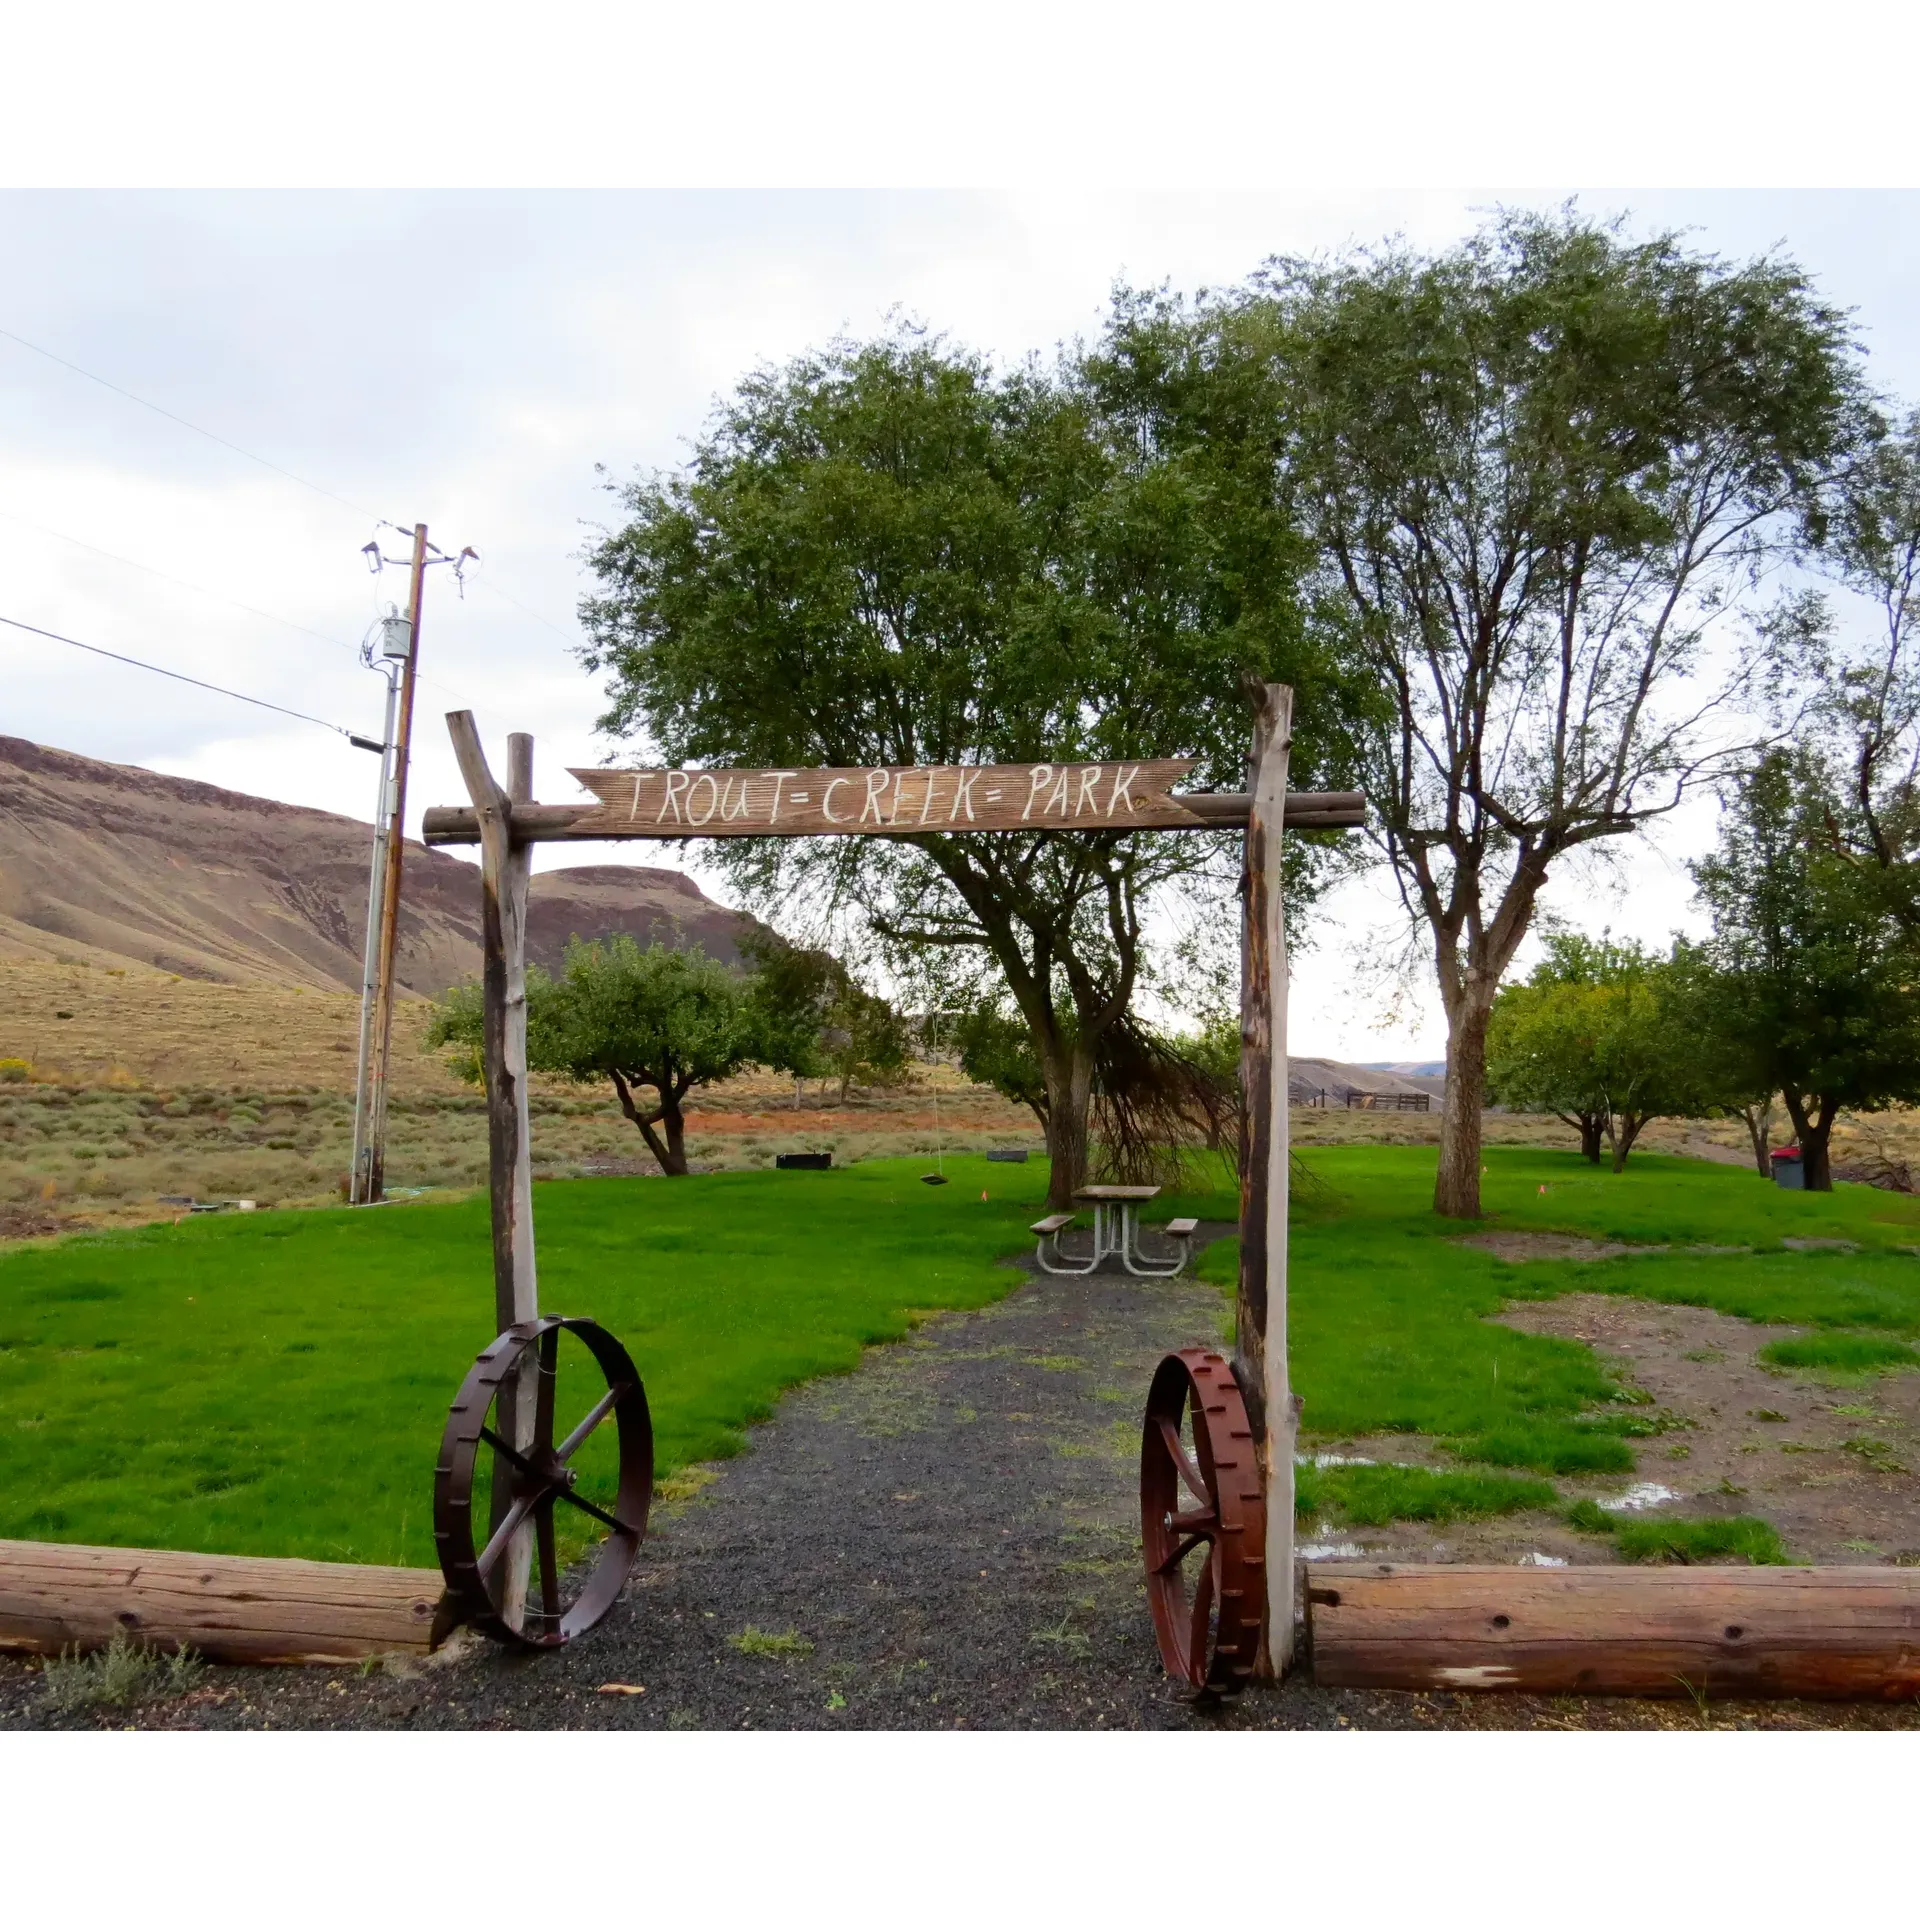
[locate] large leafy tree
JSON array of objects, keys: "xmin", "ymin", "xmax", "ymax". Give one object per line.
[
  {"xmin": 580, "ymin": 328, "xmax": 1369, "ymax": 1205},
  {"xmin": 1122, "ymin": 209, "xmax": 1867, "ymax": 1216},
  {"xmin": 1690, "ymin": 751, "xmax": 1920, "ymax": 1191}
]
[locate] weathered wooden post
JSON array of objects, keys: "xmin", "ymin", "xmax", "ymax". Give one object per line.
[
  {"xmin": 446, "ymin": 712, "xmax": 539, "ymax": 1632},
  {"xmin": 1234, "ymin": 683, "xmax": 1295, "ymax": 1676}
]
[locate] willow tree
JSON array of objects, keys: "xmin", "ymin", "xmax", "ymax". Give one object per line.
[
  {"xmin": 1198, "ymin": 210, "xmax": 1867, "ymax": 1216},
  {"xmin": 579, "ymin": 329, "xmax": 1369, "ymax": 1205}
]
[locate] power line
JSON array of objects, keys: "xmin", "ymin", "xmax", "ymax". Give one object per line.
[
  {"xmin": 1, "ymin": 611, "xmax": 370, "ymax": 744},
  {"xmin": 0, "ymin": 323, "xmax": 385, "ymax": 523},
  {"xmin": 0, "ymin": 503, "xmax": 361, "ymax": 657},
  {"xmin": 1, "ymin": 502, "xmax": 513, "ymax": 736},
  {"xmin": 474, "ymin": 573, "xmax": 578, "ymax": 642},
  {"xmin": 3, "ymin": 322, "xmax": 588, "ymax": 641}
]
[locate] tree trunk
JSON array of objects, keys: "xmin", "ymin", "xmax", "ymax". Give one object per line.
[
  {"xmin": 1558, "ymin": 1111, "xmax": 1606, "ymax": 1163},
  {"xmin": 661, "ymin": 1098, "xmax": 690, "ymax": 1175},
  {"xmin": 1739, "ymin": 1099, "xmax": 1774, "ymax": 1178},
  {"xmin": 610, "ymin": 1069, "xmax": 691, "ymax": 1176},
  {"xmin": 1783, "ymin": 1088, "xmax": 1837, "ymax": 1192},
  {"xmin": 1610, "ymin": 1113, "xmax": 1647, "ymax": 1174},
  {"xmin": 1434, "ymin": 992, "xmax": 1493, "ymax": 1218},
  {"xmin": 1041, "ymin": 1043, "xmax": 1095, "ymax": 1208}
]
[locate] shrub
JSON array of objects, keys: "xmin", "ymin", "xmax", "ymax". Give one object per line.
[
  {"xmin": 40, "ymin": 1634, "xmax": 204, "ymax": 1712},
  {"xmin": 0, "ymin": 1058, "xmax": 30, "ymax": 1083}
]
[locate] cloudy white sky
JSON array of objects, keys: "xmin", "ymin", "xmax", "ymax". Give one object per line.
[{"xmin": 5, "ymin": 188, "xmax": 1919, "ymax": 1057}]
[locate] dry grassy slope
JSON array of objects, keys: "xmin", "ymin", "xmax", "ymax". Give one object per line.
[
  {"xmin": 0, "ymin": 957, "xmax": 1042, "ymax": 1234},
  {"xmin": 0, "ymin": 735, "xmax": 755, "ymax": 993},
  {"xmin": 0, "ymin": 961, "xmax": 441, "ymax": 1093}
]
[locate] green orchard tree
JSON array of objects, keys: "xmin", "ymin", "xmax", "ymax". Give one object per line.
[
  {"xmin": 427, "ymin": 935, "xmax": 787, "ymax": 1176},
  {"xmin": 1691, "ymin": 751, "xmax": 1920, "ymax": 1191},
  {"xmin": 1486, "ymin": 935, "xmax": 1695, "ymax": 1171},
  {"xmin": 739, "ymin": 925, "xmax": 912, "ymax": 1105}
]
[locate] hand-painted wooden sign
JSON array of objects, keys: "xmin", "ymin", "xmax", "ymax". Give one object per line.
[
  {"xmin": 421, "ymin": 765, "xmax": 1366, "ymax": 846},
  {"xmin": 561, "ymin": 759, "xmax": 1201, "ymax": 837}
]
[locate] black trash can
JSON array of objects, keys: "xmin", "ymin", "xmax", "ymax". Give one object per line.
[{"xmin": 1771, "ymin": 1146, "xmax": 1805, "ymax": 1190}]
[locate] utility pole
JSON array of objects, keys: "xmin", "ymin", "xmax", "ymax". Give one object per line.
[
  {"xmin": 348, "ymin": 522, "xmax": 471, "ymax": 1205},
  {"xmin": 347, "ymin": 646, "xmax": 404, "ymax": 1201}
]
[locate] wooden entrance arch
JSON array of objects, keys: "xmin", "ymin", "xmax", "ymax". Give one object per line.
[{"xmin": 424, "ymin": 687, "xmax": 1366, "ymax": 1667}]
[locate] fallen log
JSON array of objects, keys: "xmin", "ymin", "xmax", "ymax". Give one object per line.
[
  {"xmin": 0, "ymin": 1538, "xmax": 454, "ymax": 1666},
  {"xmin": 1307, "ymin": 1562, "xmax": 1920, "ymax": 1700}
]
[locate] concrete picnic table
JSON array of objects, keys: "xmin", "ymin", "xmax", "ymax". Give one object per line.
[{"xmin": 1028, "ymin": 1185, "xmax": 1197, "ymax": 1278}]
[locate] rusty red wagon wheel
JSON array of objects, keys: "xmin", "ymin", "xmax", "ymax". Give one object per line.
[
  {"xmin": 434, "ymin": 1315, "xmax": 652, "ymax": 1649},
  {"xmin": 1140, "ymin": 1347, "xmax": 1266, "ymax": 1696}
]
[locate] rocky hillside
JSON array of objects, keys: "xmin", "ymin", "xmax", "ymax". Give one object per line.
[{"xmin": 0, "ymin": 735, "xmax": 755, "ymax": 993}]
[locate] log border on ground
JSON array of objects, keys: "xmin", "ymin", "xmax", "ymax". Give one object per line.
[
  {"xmin": 1307, "ymin": 1562, "xmax": 1920, "ymax": 1700},
  {"xmin": 0, "ymin": 1538, "xmax": 453, "ymax": 1666}
]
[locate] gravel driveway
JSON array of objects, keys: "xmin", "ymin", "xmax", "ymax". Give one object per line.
[{"xmin": 5, "ymin": 1247, "xmax": 1915, "ymax": 1731}]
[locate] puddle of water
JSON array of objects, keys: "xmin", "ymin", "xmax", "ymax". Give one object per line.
[{"xmin": 1597, "ymin": 1482, "xmax": 1680, "ymax": 1512}]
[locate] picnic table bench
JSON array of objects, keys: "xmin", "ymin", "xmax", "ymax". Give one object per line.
[{"xmin": 1029, "ymin": 1186, "xmax": 1197, "ymax": 1277}]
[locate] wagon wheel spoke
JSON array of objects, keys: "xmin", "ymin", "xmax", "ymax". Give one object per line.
[
  {"xmin": 478, "ymin": 1423, "xmax": 537, "ymax": 1477},
  {"xmin": 1146, "ymin": 1526, "xmax": 1211, "ymax": 1577},
  {"xmin": 534, "ymin": 1325, "xmax": 560, "ymax": 1456},
  {"xmin": 474, "ymin": 1483, "xmax": 544, "ymax": 1587},
  {"xmin": 1154, "ymin": 1415, "xmax": 1212, "ymax": 1507},
  {"xmin": 552, "ymin": 1480, "xmax": 637, "ymax": 1539},
  {"xmin": 1186, "ymin": 1542, "xmax": 1217, "ymax": 1683},
  {"xmin": 555, "ymin": 1382, "xmax": 627, "ymax": 1464},
  {"xmin": 534, "ymin": 1498, "xmax": 561, "ymax": 1635}
]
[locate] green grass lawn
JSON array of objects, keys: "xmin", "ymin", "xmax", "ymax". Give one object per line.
[
  {"xmin": 0, "ymin": 1154, "xmax": 1051, "ymax": 1566},
  {"xmin": 9, "ymin": 1140, "xmax": 1920, "ymax": 1570},
  {"xmin": 1194, "ymin": 1144, "xmax": 1920, "ymax": 1472}
]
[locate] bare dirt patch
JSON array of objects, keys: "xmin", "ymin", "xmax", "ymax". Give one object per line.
[
  {"xmin": 1461, "ymin": 1230, "xmax": 1663, "ymax": 1263},
  {"xmin": 1496, "ymin": 1292, "xmax": 1920, "ymax": 1564},
  {"xmin": 0, "ymin": 1203, "xmax": 60, "ymax": 1240}
]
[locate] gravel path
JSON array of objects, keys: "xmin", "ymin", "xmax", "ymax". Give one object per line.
[{"xmin": 5, "ymin": 1244, "xmax": 1916, "ymax": 1731}]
